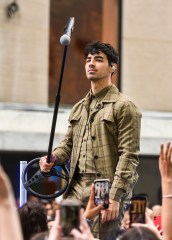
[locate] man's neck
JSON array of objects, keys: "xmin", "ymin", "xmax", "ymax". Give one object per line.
[{"xmin": 91, "ymin": 79, "xmax": 112, "ymax": 95}]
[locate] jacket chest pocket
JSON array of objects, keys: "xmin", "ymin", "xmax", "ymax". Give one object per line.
[
  {"xmin": 99, "ymin": 110, "xmax": 117, "ymax": 135},
  {"xmin": 70, "ymin": 113, "xmax": 81, "ymax": 130},
  {"xmin": 69, "ymin": 113, "xmax": 85, "ymax": 141}
]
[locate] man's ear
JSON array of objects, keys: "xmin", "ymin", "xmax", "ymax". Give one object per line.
[
  {"xmin": 111, "ymin": 64, "xmax": 117, "ymax": 74},
  {"xmin": 112, "ymin": 66, "xmax": 115, "ymax": 71}
]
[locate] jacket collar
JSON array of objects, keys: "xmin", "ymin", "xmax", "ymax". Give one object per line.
[
  {"xmin": 101, "ymin": 84, "xmax": 119, "ymax": 103},
  {"xmin": 83, "ymin": 84, "xmax": 119, "ymax": 107}
]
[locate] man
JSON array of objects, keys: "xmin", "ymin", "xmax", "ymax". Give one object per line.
[{"xmin": 40, "ymin": 41, "xmax": 142, "ymax": 239}]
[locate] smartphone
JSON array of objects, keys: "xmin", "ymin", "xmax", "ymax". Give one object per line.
[
  {"xmin": 94, "ymin": 179, "xmax": 111, "ymax": 209},
  {"xmin": 60, "ymin": 199, "xmax": 81, "ymax": 237},
  {"xmin": 129, "ymin": 196, "xmax": 146, "ymax": 225},
  {"xmin": 154, "ymin": 215, "xmax": 162, "ymax": 232}
]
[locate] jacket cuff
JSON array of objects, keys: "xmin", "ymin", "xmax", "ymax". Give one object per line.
[
  {"xmin": 109, "ymin": 188, "xmax": 125, "ymax": 202},
  {"xmin": 52, "ymin": 149, "xmax": 66, "ymax": 165}
]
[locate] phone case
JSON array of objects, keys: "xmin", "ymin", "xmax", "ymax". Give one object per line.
[
  {"xmin": 94, "ymin": 179, "xmax": 110, "ymax": 209},
  {"xmin": 60, "ymin": 199, "xmax": 80, "ymax": 236},
  {"xmin": 129, "ymin": 196, "xmax": 146, "ymax": 225},
  {"xmin": 154, "ymin": 215, "xmax": 162, "ymax": 232}
]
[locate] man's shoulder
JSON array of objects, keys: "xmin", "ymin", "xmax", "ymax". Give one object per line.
[
  {"xmin": 108, "ymin": 85, "xmax": 141, "ymax": 116},
  {"xmin": 115, "ymin": 92, "xmax": 142, "ymax": 117},
  {"xmin": 72, "ymin": 97, "xmax": 86, "ymax": 111},
  {"xmin": 117, "ymin": 91, "xmax": 133, "ymax": 103},
  {"xmin": 105, "ymin": 84, "xmax": 136, "ymax": 105},
  {"xmin": 68, "ymin": 96, "xmax": 87, "ymax": 120}
]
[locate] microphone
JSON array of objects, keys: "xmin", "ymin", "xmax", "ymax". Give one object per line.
[{"xmin": 60, "ymin": 17, "xmax": 75, "ymax": 45}]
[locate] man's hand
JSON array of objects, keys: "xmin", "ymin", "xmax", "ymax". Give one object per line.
[
  {"xmin": 39, "ymin": 154, "xmax": 57, "ymax": 172},
  {"xmin": 101, "ymin": 199, "xmax": 119, "ymax": 223}
]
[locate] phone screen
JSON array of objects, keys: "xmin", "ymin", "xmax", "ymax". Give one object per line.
[
  {"xmin": 60, "ymin": 199, "xmax": 80, "ymax": 236},
  {"xmin": 129, "ymin": 196, "xmax": 146, "ymax": 225},
  {"xmin": 94, "ymin": 179, "xmax": 110, "ymax": 209}
]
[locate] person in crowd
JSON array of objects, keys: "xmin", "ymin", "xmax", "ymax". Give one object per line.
[
  {"xmin": 39, "ymin": 199, "xmax": 60, "ymax": 230},
  {"xmin": 159, "ymin": 142, "xmax": 172, "ymax": 240},
  {"xmin": 120, "ymin": 142, "xmax": 172, "ymax": 240},
  {"xmin": 129, "ymin": 213, "xmax": 162, "ymax": 239},
  {"xmin": 39, "ymin": 40, "xmax": 142, "ymax": 239},
  {"xmin": 118, "ymin": 225, "xmax": 161, "ymax": 240},
  {"xmin": 48, "ymin": 208, "xmax": 97, "ymax": 240},
  {"xmin": 18, "ymin": 201, "xmax": 48, "ymax": 240},
  {"xmin": 40, "ymin": 199, "xmax": 56, "ymax": 222},
  {"xmin": 0, "ymin": 164, "xmax": 23, "ymax": 240},
  {"xmin": 121, "ymin": 205, "xmax": 157, "ymax": 232}
]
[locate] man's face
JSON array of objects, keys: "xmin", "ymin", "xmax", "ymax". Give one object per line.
[{"xmin": 85, "ymin": 51, "xmax": 111, "ymax": 81}]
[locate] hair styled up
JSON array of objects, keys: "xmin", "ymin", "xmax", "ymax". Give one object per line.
[{"xmin": 84, "ymin": 41, "xmax": 119, "ymax": 66}]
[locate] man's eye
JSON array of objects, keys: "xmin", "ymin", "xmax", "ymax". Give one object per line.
[{"xmin": 86, "ymin": 59, "xmax": 90, "ymax": 63}]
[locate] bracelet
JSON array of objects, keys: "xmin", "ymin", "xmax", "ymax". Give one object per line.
[{"xmin": 162, "ymin": 194, "xmax": 172, "ymax": 198}]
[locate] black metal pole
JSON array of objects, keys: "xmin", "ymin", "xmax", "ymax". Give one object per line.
[
  {"xmin": 118, "ymin": 0, "xmax": 123, "ymax": 91},
  {"xmin": 47, "ymin": 45, "xmax": 68, "ymax": 163}
]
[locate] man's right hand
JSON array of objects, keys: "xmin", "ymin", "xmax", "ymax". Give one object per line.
[{"xmin": 39, "ymin": 154, "xmax": 57, "ymax": 172}]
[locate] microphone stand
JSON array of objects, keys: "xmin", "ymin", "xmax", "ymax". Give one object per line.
[
  {"xmin": 47, "ymin": 45, "xmax": 68, "ymax": 163},
  {"xmin": 22, "ymin": 17, "xmax": 74, "ymax": 199},
  {"xmin": 21, "ymin": 45, "xmax": 70, "ymax": 199}
]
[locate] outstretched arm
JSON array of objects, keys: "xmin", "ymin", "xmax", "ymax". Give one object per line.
[{"xmin": 159, "ymin": 142, "xmax": 172, "ymax": 240}]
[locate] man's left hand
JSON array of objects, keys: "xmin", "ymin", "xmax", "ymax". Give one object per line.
[{"xmin": 101, "ymin": 199, "xmax": 119, "ymax": 223}]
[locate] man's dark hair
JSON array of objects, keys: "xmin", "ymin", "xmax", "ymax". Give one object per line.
[
  {"xmin": 84, "ymin": 41, "xmax": 119, "ymax": 65},
  {"xmin": 18, "ymin": 201, "xmax": 48, "ymax": 240}
]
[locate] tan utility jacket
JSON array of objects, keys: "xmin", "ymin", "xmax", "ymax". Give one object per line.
[{"xmin": 54, "ymin": 84, "xmax": 142, "ymax": 201}]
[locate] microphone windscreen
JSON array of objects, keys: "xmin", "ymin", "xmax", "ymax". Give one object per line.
[{"xmin": 60, "ymin": 34, "xmax": 71, "ymax": 45}]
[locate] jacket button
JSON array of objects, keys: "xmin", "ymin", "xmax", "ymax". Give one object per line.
[
  {"xmin": 96, "ymin": 104, "xmax": 102, "ymax": 110},
  {"xmin": 94, "ymin": 155, "xmax": 98, "ymax": 159},
  {"xmin": 92, "ymin": 136, "xmax": 96, "ymax": 140}
]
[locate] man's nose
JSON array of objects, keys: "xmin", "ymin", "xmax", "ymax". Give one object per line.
[{"xmin": 89, "ymin": 59, "xmax": 95, "ymax": 67}]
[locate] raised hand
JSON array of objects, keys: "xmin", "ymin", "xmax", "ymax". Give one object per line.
[{"xmin": 159, "ymin": 142, "xmax": 172, "ymax": 182}]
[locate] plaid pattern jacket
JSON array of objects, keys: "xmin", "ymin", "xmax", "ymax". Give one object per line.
[{"xmin": 54, "ymin": 84, "xmax": 142, "ymax": 201}]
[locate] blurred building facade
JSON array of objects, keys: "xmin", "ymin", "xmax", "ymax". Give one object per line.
[{"xmin": 0, "ymin": 0, "xmax": 172, "ymax": 205}]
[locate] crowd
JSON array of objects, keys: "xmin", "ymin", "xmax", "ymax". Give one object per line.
[{"xmin": 0, "ymin": 142, "xmax": 172, "ymax": 240}]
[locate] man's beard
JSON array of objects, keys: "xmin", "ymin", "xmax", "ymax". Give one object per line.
[{"xmin": 87, "ymin": 75, "xmax": 102, "ymax": 81}]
